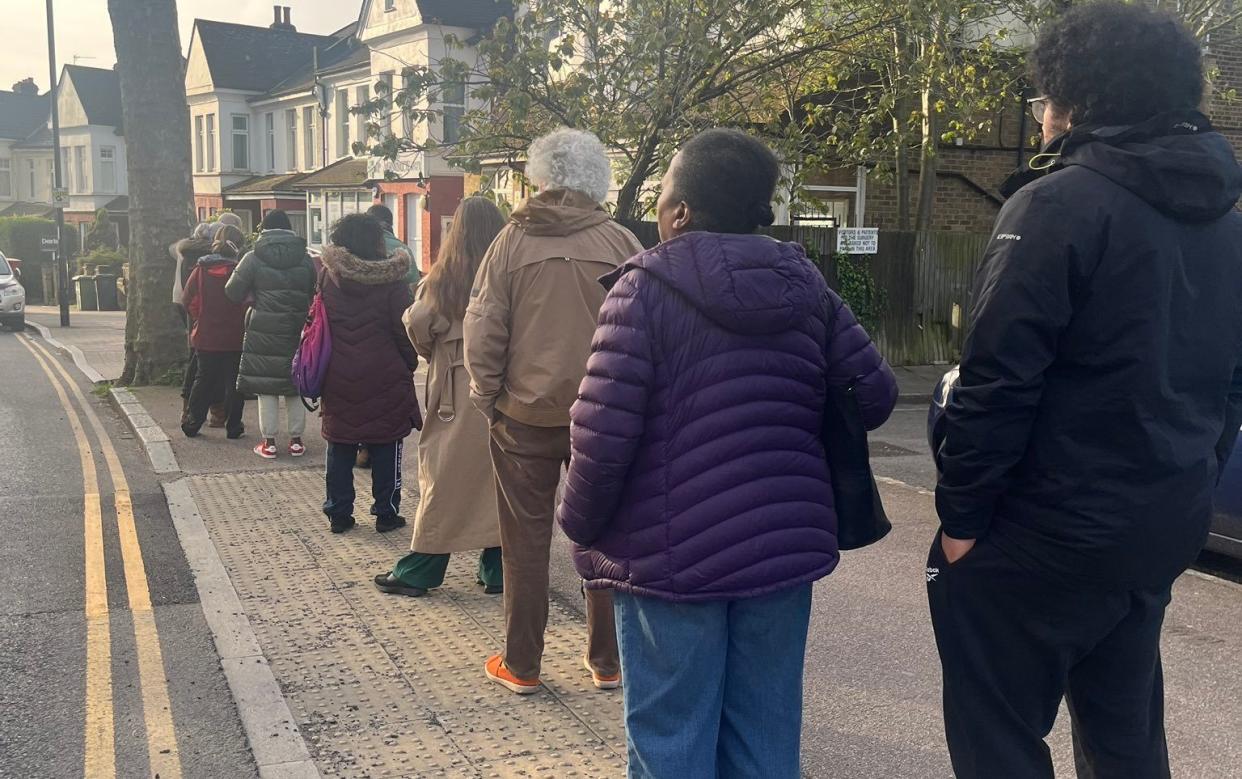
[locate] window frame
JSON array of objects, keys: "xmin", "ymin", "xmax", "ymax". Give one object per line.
[
  {"xmin": 0, "ymin": 158, "xmax": 11, "ymax": 198},
  {"xmin": 303, "ymin": 106, "xmax": 316, "ymax": 170},
  {"xmin": 441, "ymin": 81, "xmax": 466, "ymax": 145},
  {"xmin": 336, "ymin": 90, "xmax": 350, "ymax": 159},
  {"xmin": 231, "ymin": 113, "xmax": 250, "ymax": 171},
  {"xmin": 99, "ymin": 146, "xmax": 116, "ymax": 194},
  {"xmin": 265, "ymin": 112, "xmax": 276, "ymax": 172},
  {"xmin": 74, "ymin": 146, "xmax": 87, "ymax": 194},
  {"xmin": 286, "ymin": 109, "xmax": 298, "ymax": 172},
  {"xmin": 206, "ymin": 114, "xmax": 216, "ymax": 171},
  {"xmin": 195, "ymin": 115, "xmax": 204, "ymax": 172}
]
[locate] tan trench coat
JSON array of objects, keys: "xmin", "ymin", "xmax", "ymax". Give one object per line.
[{"xmin": 403, "ymin": 290, "xmax": 501, "ymax": 554}]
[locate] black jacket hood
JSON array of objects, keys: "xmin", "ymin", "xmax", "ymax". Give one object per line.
[{"xmin": 1002, "ymin": 111, "xmax": 1242, "ymax": 223}]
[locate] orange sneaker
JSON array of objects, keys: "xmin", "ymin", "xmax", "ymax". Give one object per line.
[
  {"xmin": 484, "ymin": 655, "xmax": 540, "ymax": 695},
  {"xmin": 583, "ymin": 656, "xmax": 621, "ymax": 690}
]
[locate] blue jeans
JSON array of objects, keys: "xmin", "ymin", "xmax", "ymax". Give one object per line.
[{"xmin": 613, "ymin": 584, "xmax": 813, "ymax": 779}]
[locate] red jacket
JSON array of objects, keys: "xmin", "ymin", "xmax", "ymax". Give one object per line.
[{"xmin": 182, "ymin": 256, "xmax": 247, "ymax": 352}]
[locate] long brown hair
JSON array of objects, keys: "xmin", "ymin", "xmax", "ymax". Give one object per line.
[{"xmin": 424, "ymin": 196, "xmax": 506, "ymax": 321}]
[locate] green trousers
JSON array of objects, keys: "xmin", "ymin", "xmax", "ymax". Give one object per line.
[{"xmin": 392, "ymin": 547, "xmax": 503, "ymax": 590}]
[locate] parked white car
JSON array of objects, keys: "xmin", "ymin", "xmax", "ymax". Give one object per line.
[{"xmin": 0, "ymin": 251, "xmax": 26, "ymax": 331}]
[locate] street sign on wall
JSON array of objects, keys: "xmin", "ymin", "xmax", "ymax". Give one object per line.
[
  {"xmin": 41, "ymin": 237, "xmax": 60, "ymax": 252},
  {"xmin": 836, "ymin": 227, "xmax": 879, "ymax": 255}
]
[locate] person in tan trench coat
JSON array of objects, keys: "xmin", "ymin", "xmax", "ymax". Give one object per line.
[{"xmin": 373, "ymin": 197, "xmax": 508, "ymax": 597}]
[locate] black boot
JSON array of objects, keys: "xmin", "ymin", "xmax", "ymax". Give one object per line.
[
  {"xmin": 373, "ymin": 573, "xmax": 427, "ymax": 597},
  {"xmin": 329, "ymin": 515, "xmax": 356, "ymax": 534},
  {"xmin": 375, "ymin": 514, "xmax": 407, "ymax": 533}
]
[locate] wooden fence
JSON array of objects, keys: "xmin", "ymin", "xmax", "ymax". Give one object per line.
[{"xmin": 621, "ymin": 221, "xmax": 991, "ymax": 366}]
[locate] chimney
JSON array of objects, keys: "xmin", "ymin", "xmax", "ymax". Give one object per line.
[
  {"xmin": 11, "ymin": 77, "xmax": 38, "ymax": 95},
  {"xmin": 270, "ymin": 5, "xmax": 295, "ymax": 31}
]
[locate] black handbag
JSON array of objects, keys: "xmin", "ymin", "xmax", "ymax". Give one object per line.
[{"xmin": 822, "ymin": 382, "xmax": 892, "ymax": 550}]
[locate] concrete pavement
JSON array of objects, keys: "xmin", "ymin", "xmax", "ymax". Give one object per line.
[{"xmin": 25, "ymin": 304, "xmax": 127, "ymax": 382}]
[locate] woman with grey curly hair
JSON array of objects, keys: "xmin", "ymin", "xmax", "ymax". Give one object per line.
[
  {"xmin": 525, "ymin": 128, "xmax": 614, "ymax": 204},
  {"xmin": 463, "ymin": 127, "xmax": 644, "ymax": 695}
]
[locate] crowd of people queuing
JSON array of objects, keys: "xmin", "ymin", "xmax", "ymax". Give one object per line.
[{"xmin": 162, "ymin": 4, "xmax": 1242, "ymax": 777}]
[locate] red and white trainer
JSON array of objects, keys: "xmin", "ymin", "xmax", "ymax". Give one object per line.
[
  {"xmin": 253, "ymin": 440, "xmax": 278, "ymax": 460},
  {"xmin": 289, "ymin": 440, "xmax": 306, "ymax": 457}
]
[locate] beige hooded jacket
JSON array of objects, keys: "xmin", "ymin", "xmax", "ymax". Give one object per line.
[{"xmin": 463, "ymin": 189, "xmax": 644, "ymax": 427}]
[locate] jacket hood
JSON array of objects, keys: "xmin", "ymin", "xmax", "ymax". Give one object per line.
[
  {"xmin": 609, "ymin": 232, "xmax": 824, "ymax": 335},
  {"xmin": 197, "ymin": 254, "xmax": 238, "ymax": 278},
  {"xmin": 1005, "ymin": 112, "xmax": 1242, "ymax": 222},
  {"xmin": 254, "ymin": 229, "xmax": 308, "ymax": 270},
  {"xmin": 321, "ymin": 244, "xmax": 409, "ymax": 287},
  {"xmin": 175, "ymin": 237, "xmax": 214, "ymax": 263},
  {"xmin": 511, "ymin": 188, "xmax": 610, "ymax": 236}
]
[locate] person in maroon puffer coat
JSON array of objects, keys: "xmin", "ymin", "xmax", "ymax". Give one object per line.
[
  {"xmin": 318, "ymin": 213, "xmax": 422, "ymax": 534},
  {"xmin": 181, "ymin": 224, "xmax": 249, "ymax": 439}
]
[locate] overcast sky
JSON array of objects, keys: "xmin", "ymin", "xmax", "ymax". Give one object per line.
[{"xmin": 2, "ymin": 1, "xmax": 357, "ymax": 94}]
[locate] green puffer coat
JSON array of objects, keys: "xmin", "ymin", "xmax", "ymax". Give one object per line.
[{"xmin": 225, "ymin": 229, "xmax": 316, "ymax": 397}]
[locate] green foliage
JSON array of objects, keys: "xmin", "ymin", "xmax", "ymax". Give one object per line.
[
  {"xmin": 0, "ymin": 216, "xmax": 57, "ymax": 263},
  {"xmin": 84, "ymin": 209, "xmax": 120, "ymax": 252},
  {"xmin": 372, "ymin": 0, "xmax": 884, "ymax": 220},
  {"xmin": 92, "ymin": 381, "xmax": 114, "ymax": 399},
  {"xmin": 78, "ymin": 247, "xmax": 128, "ymax": 273},
  {"xmin": 833, "ymin": 252, "xmax": 884, "ymax": 334}
]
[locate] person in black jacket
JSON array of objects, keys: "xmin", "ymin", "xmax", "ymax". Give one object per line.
[{"xmin": 928, "ymin": 4, "xmax": 1242, "ymax": 778}]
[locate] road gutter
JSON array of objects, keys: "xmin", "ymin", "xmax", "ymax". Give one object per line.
[{"xmin": 25, "ymin": 319, "xmax": 106, "ymax": 384}]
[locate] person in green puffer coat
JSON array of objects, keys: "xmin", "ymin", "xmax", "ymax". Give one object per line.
[{"xmin": 225, "ymin": 210, "xmax": 316, "ymax": 460}]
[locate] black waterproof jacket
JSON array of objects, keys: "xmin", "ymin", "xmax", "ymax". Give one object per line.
[
  {"xmin": 225, "ymin": 229, "xmax": 316, "ymax": 397},
  {"xmin": 937, "ymin": 112, "xmax": 1242, "ymax": 589}
]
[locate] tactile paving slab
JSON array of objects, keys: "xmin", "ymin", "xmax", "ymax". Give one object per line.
[{"xmin": 189, "ymin": 471, "xmax": 628, "ymax": 778}]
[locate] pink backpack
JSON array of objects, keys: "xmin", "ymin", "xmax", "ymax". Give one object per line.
[{"xmin": 291, "ymin": 288, "xmax": 331, "ymax": 408}]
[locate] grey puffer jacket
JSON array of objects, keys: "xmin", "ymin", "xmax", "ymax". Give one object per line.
[{"xmin": 225, "ymin": 229, "xmax": 316, "ymax": 397}]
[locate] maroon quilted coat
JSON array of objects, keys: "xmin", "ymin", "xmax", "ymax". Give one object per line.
[{"xmin": 318, "ymin": 244, "xmax": 421, "ymax": 444}]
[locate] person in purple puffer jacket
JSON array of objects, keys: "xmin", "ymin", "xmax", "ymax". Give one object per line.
[{"xmin": 557, "ymin": 129, "xmax": 897, "ymax": 779}]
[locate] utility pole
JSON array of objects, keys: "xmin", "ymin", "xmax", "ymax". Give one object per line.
[{"xmin": 46, "ymin": 0, "xmax": 69, "ymax": 326}]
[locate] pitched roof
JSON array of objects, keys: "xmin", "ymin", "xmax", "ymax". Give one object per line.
[
  {"xmin": 195, "ymin": 20, "xmax": 336, "ymax": 93},
  {"xmin": 294, "ymin": 158, "xmax": 370, "ymax": 189},
  {"xmin": 259, "ymin": 34, "xmax": 371, "ymax": 101},
  {"xmin": 64, "ymin": 65, "xmax": 123, "ymax": 128},
  {"xmin": 0, "ymin": 89, "xmax": 49, "ymax": 141},
  {"xmin": 224, "ymin": 172, "xmax": 309, "ymax": 194},
  {"xmin": 15, "ymin": 126, "xmax": 53, "ymax": 148},
  {"xmin": 414, "ymin": 0, "xmax": 512, "ymax": 29}
]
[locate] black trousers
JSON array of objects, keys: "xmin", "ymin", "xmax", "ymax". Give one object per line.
[
  {"xmin": 182, "ymin": 351, "xmax": 244, "ymax": 437},
  {"xmin": 323, "ymin": 440, "xmax": 403, "ymax": 521},
  {"xmin": 926, "ymin": 532, "xmax": 1172, "ymax": 779}
]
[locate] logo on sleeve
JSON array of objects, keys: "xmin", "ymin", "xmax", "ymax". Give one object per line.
[
  {"xmin": 926, "ymin": 566, "xmax": 940, "ymax": 583},
  {"xmin": 996, "ymin": 233, "xmax": 1022, "ymax": 241}
]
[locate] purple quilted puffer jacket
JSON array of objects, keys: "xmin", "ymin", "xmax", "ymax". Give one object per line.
[{"xmin": 557, "ymin": 232, "xmax": 898, "ymax": 602}]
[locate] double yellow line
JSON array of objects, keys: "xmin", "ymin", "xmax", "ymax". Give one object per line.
[{"xmin": 20, "ymin": 336, "xmax": 182, "ymax": 779}]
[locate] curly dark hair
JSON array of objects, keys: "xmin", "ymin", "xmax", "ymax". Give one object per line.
[
  {"xmin": 1032, "ymin": 2, "xmax": 1203, "ymax": 127},
  {"xmin": 670, "ymin": 129, "xmax": 780, "ymax": 234},
  {"xmin": 329, "ymin": 213, "xmax": 386, "ymax": 261}
]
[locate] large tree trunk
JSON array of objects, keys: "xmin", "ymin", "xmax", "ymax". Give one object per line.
[{"xmin": 109, "ymin": 0, "xmax": 192, "ymax": 385}]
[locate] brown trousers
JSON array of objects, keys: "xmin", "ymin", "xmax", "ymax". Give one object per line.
[{"xmin": 489, "ymin": 413, "xmax": 619, "ymax": 681}]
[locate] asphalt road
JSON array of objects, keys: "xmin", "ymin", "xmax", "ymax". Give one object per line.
[
  {"xmin": 549, "ymin": 404, "xmax": 1242, "ymax": 778},
  {"xmin": 0, "ymin": 329, "xmax": 256, "ymax": 778}
]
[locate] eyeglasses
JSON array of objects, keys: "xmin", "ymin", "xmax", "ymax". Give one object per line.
[{"xmin": 1027, "ymin": 96, "xmax": 1050, "ymax": 125}]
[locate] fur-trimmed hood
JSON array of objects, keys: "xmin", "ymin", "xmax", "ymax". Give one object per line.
[{"xmin": 321, "ymin": 244, "xmax": 410, "ymax": 287}]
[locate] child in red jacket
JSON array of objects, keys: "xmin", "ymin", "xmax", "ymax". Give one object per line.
[{"xmin": 181, "ymin": 224, "xmax": 249, "ymax": 438}]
